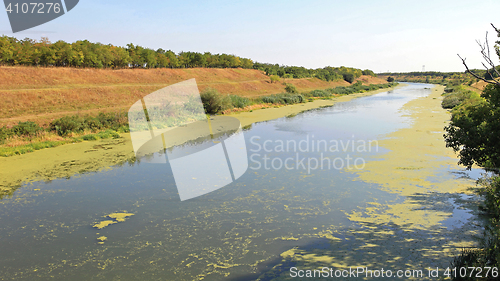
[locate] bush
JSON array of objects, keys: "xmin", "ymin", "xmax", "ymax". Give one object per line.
[
  {"xmin": 260, "ymin": 93, "xmax": 304, "ymax": 105},
  {"xmin": 229, "ymin": 95, "xmax": 252, "ymax": 108},
  {"xmin": 200, "ymin": 88, "xmax": 231, "ymax": 114},
  {"xmin": 284, "ymin": 83, "xmax": 298, "ymax": 94},
  {"xmin": 441, "ymin": 95, "xmax": 461, "ymax": 109},
  {"xmin": 0, "ymin": 127, "xmax": 11, "ymax": 144},
  {"xmin": 11, "ymin": 121, "xmax": 44, "ymax": 137},
  {"xmin": 270, "ymin": 75, "xmax": 280, "ymax": 83},
  {"xmin": 387, "ymin": 76, "xmax": 395, "ymax": 82},
  {"xmin": 309, "ymin": 90, "xmax": 330, "ymax": 97},
  {"xmin": 451, "ymin": 176, "xmax": 500, "ymax": 276},
  {"xmin": 50, "ymin": 115, "xmax": 86, "ymax": 136},
  {"xmin": 441, "ymin": 86, "xmax": 482, "ymax": 109},
  {"xmin": 183, "ymin": 95, "xmax": 204, "ymax": 113},
  {"xmin": 343, "ymin": 73, "xmax": 355, "ymax": 83}
]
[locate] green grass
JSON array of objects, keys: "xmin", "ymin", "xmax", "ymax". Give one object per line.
[{"xmin": 0, "ymin": 129, "xmax": 121, "ymax": 157}]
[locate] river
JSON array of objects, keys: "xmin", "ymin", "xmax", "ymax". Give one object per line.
[{"xmin": 0, "ymin": 83, "xmax": 483, "ymax": 280}]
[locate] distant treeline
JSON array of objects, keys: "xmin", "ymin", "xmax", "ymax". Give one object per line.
[
  {"xmin": 378, "ymin": 71, "xmax": 467, "ymax": 77},
  {"xmin": 380, "ymin": 69, "xmax": 500, "ymax": 82},
  {"xmin": 380, "ymin": 71, "xmax": 479, "ymax": 86},
  {"xmin": 0, "ymin": 35, "xmax": 374, "ymax": 82},
  {"xmin": 253, "ymin": 63, "xmax": 376, "ymax": 81}
]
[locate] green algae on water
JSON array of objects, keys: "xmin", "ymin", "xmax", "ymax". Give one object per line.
[{"xmin": 93, "ymin": 212, "xmax": 135, "ymax": 229}]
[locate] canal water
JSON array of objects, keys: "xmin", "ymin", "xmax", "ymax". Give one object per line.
[{"xmin": 0, "ymin": 83, "xmax": 481, "ymax": 280}]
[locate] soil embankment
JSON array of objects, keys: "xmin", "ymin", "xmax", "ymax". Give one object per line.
[{"xmin": 0, "ymin": 66, "xmax": 387, "ymax": 127}]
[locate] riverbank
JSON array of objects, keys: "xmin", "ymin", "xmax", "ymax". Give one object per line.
[
  {"xmin": 257, "ymin": 84, "xmax": 481, "ymax": 280},
  {"xmin": 0, "ymin": 85, "xmax": 400, "ymax": 198},
  {"xmin": 0, "ymin": 66, "xmax": 387, "ymax": 127}
]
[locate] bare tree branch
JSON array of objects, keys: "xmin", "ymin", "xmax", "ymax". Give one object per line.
[
  {"xmin": 458, "ymin": 24, "xmax": 500, "ymax": 86},
  {"xmin": 457, "ymin": 54, "xmax": 500, "ymax": 86},
  {"xmin": 491, "ymin": 23, "xmax": 500, "ymax": 34}
]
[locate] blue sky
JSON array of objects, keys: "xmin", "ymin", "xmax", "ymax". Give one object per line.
[{"xmin": 1, "ymin": 0, "xmax": 499, "ymax": 72}]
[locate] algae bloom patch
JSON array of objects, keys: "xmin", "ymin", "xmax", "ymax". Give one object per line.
[
  {"xmin": 93, "ymin": 212, "xmax": 135, "ymax": 229},
  {"xmin": 97, "ymin": 236, "xmax": 107, "ymax": 244},
  {"xmin": 93, "ymin": 220, "xmax": 117, "ymax": 229},
  {"xmin": 107, "ymin": 213, "xmax": 135, "ymax": 222}
]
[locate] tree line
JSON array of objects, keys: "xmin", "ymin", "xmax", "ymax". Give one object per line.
[
  {"xmin": 253, "ymin": 62, "xmax": 375, "ymax": 82},
  {"xmin": 0, "ymin": 35, "xmax": 374, "ymax": 83}
]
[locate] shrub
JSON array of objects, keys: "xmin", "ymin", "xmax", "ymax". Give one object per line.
[
  {"xmin": 183, "ymin": 95, "xmax": 204, "ymax": 113},
  {"xmin": 362, "ymin": 69, "xmax": 376, "ymax": 76},
  {"xmin": 0, "ymin": 127, "xmax": 11, "ymax": 144},
  {"xmin": 284, "ymin": 83, "xmax": 298, "ymax": 94},
  {"xmin": 50, "ymin": 115, "xmax": 86, "ymax": 136},
  {"xmin": 309, "ymin": 90, "xmax": 330, "ymax": 97},
  {"xmin": 11, "ymin": 121, "xmax": 44, "ymax": 137},
  {"xmin": 343, "ymin": 73, "xmax": 355, "ymax": 83},
  {"xmin": 441, "ymin": 95, "xmax": 461, "ymax": 109},
  {"xmin": 229, "ymin": 95, "xmax": 252, "ymax": 108},
  {"xmin": 260, "ymin": 93, "xmax": 304, "ymax": 105},
  {"xmin": 200, "ymin": 88, "xmax": 231, "ymax": 114},
  {"xmin": 270, "ymin": 75, "xmax": 280, "ymax": 83},
  {"xmin": 441, "ymin": 86, "xmax": 483, "ymax": 109},
  {"xmin": 387, "ymin": 76, "xmax": 395, "ymax": 82}
]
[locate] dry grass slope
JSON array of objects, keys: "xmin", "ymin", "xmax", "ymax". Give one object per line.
[{"xmin": 0, "ymin": 66, "xmax": 387, "ymax": 126}]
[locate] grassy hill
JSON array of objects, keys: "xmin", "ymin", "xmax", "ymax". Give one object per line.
[{"xmin": 0, "ymin": 66, "xmax": 387, "ymax": 127}]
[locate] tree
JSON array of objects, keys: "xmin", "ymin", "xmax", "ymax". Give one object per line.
[
  {"xmin": 446, "ymin": 23, "xmax": 500, "ymax": 270},
  {"xmin": 343, "ymin": 73, "xmax": 355, "ymax": 83},
  {"xmin": 270, "ymin": 75, "xmax": 280, "ymax": 83},
  {"xmin": 457, "ymin": 23, "xmax": 500, "ymax": 87},
  {"xmin": 387, "ymin": 76, "xmax": 395, "ymax": 82},
  {"xmin": 447, "ymin": 23, "xmax": 500, "ymax": 172}
]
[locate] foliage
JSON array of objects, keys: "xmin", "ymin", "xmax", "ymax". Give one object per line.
[
  {"xmin": 362, "ymin": 69, "xmax": 376, "ymax": 76},
  {"xmin": 309, "ymin": 89, "xmax": 330, "ymax": 97},
  {"xmin": 270, "ymin": 75, "xmax": 280, "ymax": 83},
  {"xmin": 49, "ymin": 113, "xmax": 128, "ymax": 136},
  {"xmin": 0, "ymin": 127, "xmax": 10, "ymax": 144},
  {"xmin": 0, "ymin": 36, "xmax": 254, "ymax": 69},
  {"xmin": 50, "ymin": 115, "xmax": 86, "ymax": 136},
  {"xmin": 445, "ymin": 25, "xmax": 500, "ymax": 273},
  {"xmin": 0, "ymin": 130, "xmax": 120, "ymax": 157},
  {"xmin": 200, "ymin": 88, "xmax": 231, "ymax": 114},
  {"xmin": 253, "ymin": 63, "xmax": 365, "ymax": 82},
  {"xmin": 260, "ymin": 93, "xmax": 304, "ymax": 105},
  {"xmin": 342, "ymin": 73, "xmax": 355, "ymax": 83},
  {"xmin": 444, "ymin": 84, "xmax": 499, "ymax": 170},
  {"xmin": 11, "ymin": 121, "xmax": 44, "ymax": 138},
  {"xmin": 183, "ymin": 95, "xmax": 205, "ymax": 114},
  {"xmin": 381, "ymin": 71, "xmax": 475, "ymax": 86},
  {"xmin": 387, "ymin": 76, "xmax": 395, "ymax": 82},
  {"xmin": 0, "ymin": 35, "xmax": 379, "ymax": 81},
  {"xmin": 441, "ymin": 86, "xmax": 482, "ymax": 109},
  {"xmin": 229, "ymin": 95, "xmax": 252, "ymax": 108},
  {"xmin": 284, "ymin": 83, "xmax": 298, "ymax": 94}
]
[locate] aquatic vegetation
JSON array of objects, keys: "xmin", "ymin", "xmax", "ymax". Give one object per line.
[
  {"xmin": 107, "ymin": 213, "xmax": 135, "ymax": 222},
  {"xmin": 93, "ymin": 212, "xmax": 135, "ymax": 229},
  {"xmin": 97, "ymin": 236, "xmax": 107, "ymax": 245},
  {"xmin": 93, "ymin": 220, "xmax": 117, "ymax": 230}
]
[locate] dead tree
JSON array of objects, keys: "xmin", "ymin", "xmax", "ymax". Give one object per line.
[{"xmin": 457, "ymin": 23, "xmax": 500, "ymax": 86}]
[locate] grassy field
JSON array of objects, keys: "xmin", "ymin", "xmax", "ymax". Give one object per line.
[{"xmin": 0, "ymin": 66, "xmax": 387, "ymax": 127}]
